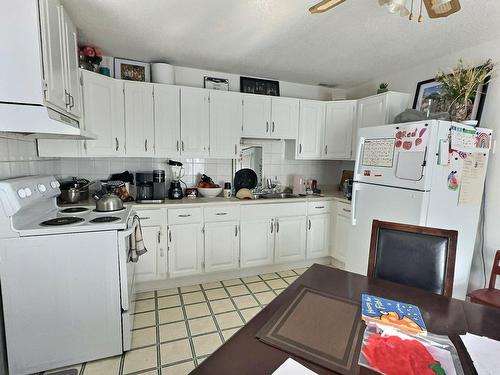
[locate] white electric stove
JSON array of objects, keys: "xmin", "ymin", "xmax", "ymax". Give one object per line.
[{"xmin": 0, "ymin": 175, "xmax": 140, "ymax": 375}]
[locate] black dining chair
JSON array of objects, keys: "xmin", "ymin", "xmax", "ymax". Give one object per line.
[{"xmin": 367, "ymin": 220, "xmax": 458, "ymax": 298}]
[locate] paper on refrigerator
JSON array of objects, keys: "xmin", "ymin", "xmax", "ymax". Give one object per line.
[{"xmin": 458, "ymin": 153, "xmax": 487, "ymax": 207}]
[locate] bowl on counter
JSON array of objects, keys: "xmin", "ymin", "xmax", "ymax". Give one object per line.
[{"xmin": 198, "ymin": 187, "xmax": 223, "ymax": 198}]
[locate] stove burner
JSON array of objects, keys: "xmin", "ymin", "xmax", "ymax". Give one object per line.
[
  {"xmin": 40, "ymin": 217, "xmax": 85, "ymax": 226},
  {"xmin": 93, "ymin": 207, "xmax": 126, "ymax": 213},
  {"xmin": 59, "ymin": 207, "xmax": 89, "ymax": 214},
  {"xmin": 89, "ymin": 216, "xmax": 120, "ymax": 224}
]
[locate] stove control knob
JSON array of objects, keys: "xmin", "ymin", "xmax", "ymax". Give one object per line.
[
  {"xmin": 17, "ymin": 189, "xmax": 26, "ymax": 199},
  {"xmin": 50, "ymin": 181, "xmax": 59, "ymax": 189},
  {"xmin": 37, "ymin": 184, "xmax": 47, "ymax": 193},
  {"xmin": 24, "ymin": 188, "xmax": 32, "ymax": 197}
]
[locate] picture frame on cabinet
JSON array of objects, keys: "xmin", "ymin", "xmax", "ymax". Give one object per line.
[
  {"xmin": 413, "ymin": 77, "xmax": 489, "ymax": 123},
  {"xmin": 240, "ymin": 76, "xmax": 280, "ymax": 96},
  {"xmin": 204, "ymin": 76, "xmax": 229, "ymax": 91},
  {"xmin": 114, "ymin": 58, "xmax": 151, "ymax": 82}
]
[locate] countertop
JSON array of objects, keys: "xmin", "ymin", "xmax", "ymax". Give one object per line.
[{"xmin": 59, "ymin": 190, "xmax": 351, "ymax": 209}]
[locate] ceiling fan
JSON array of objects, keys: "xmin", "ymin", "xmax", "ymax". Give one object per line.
[{"xmin": 309, "ymin": 0, "xmax": 461, "ymax": 22}]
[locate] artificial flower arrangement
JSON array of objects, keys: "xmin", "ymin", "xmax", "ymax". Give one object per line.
[{"xmin": 79, "ymin": 45, "xmax": 103, "ymax": 72}]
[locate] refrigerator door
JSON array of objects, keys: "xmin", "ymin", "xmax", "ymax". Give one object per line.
[
  {"xmin": 354, "ymin": 120, "xmax": 440, "ymax": 192},
  {"xmin": 346, "ymin": 182, "xmax": 430, "ymax": 275}
]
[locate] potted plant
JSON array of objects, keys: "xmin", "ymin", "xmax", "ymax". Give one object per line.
[
  {"xmin": 435, "ymin": 59, "xmax": 494, "ymax": 122},
  {"xmin": 377, "ymin": 82, "xmax": 389, "ymax": 94}
]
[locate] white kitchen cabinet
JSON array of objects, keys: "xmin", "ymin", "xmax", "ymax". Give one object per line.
[
  {"xmin": 240, "ymin": 218, "xmax": 275, "ymax": 268},
  {"xmin": 242, "ymin": 94, "xmax": 271, "ymax": 138},
  {"xmin": 270, "ymin": 97, "xmax": 299, "ymax": 139},
  {"xmin": 168, "ymin": 223, "xmax": 204, "ymax": 278},
  {"xmin": 296, "ymin": 100, "xmax": 325, "ymax": 159},
  {"xmin": 332, "ymin": 201, "xmax": 352, "ymax": 263},
  {"xmin": 134, "ymin": 226, "xmax": 161, "ymax": 282},
  {"xmin": 324, "ymin": 101, "xmax": 356, "ymax": 159},
  {"xmin": 306, "ymin": 214, "xmax": 331, "ymax": 259},
  {"xmin": 274, "ymin": 216, "xmax": 306, "ymax": 264},
  {"xmin": 154, "ymin": 84, "xmax": 181, "ymax": 157},
  {"xmin": 81, "ymin": 70, "xmax": 125, "ymax": 156},
  {"xmin": 209, "ymin": 90, "xmax": 242, "ymax": 158},
  {"xmin": 124, "ymin": 81, "xmax": 155, "ymax": 157},
  {"xmin": 180, "ymin": 87, "xmax": 210, "ymax": 157},
  {"xmin": 60, "ymin": 7, "xmax": 81, "ymax": 117},
  {"xmin": 204, "ymin": 221, "xmax": 240, "ymax": 272},
  {"xmin": 39, "ymin": 0, "xmax": 80, "ymax": 117}
]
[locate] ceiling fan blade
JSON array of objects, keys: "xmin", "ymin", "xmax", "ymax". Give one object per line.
[
  {"xmin": 423, "ymin": 0, "xmax": 461, "ymax": 18},
  {"xmin": 309, "ymin": 0, "xmax": 346, "ymax": 14}
]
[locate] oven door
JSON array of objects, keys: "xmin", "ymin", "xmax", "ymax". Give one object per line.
[{"xmin": 118, "ymin": 216, "xmax": 139, "ymax": 351}]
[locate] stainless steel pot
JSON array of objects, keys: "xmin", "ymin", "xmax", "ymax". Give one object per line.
[
  {"xmin": 95, "ymin": 194, "xmax": 124, "ymax": 212},
  {"xmin": 59, "ymin": 178, "xmax": 92, "ymax": 203},
  {"xmin": 60, "ymin": 187, "xmax": 81, "ymax": 203}
]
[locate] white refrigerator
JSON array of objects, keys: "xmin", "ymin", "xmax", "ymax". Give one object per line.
[{"xmin": 346, "ymin": 120, "xmax": 492, "ymax": 299}]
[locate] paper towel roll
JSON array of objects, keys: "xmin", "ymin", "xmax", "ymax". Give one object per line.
[{"xmin": 151, "ymin": 63, "xmax": 175, "ymax": 84}]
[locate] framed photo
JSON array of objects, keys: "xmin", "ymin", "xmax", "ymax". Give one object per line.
[
  {"xmin": 240, "ymin": 76, "xmax": 280, "ymax": 96},
  {"xmin": 413, "ymin": 77, "xmax": 489, "ymax": 123},
  {"xmin": 114, "ymin": 58, "xmax": 151, "ymax": 82},
  {"xmin": 204, "ymin": 76, "xmax": 229, "ymax": 91}
]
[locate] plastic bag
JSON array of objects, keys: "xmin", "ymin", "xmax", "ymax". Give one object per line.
[{"xmin": 359, "ymin": 322, "xmax": 464, "ymax": 375}]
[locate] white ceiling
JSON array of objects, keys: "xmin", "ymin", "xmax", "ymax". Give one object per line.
[{"xmin": 62, "ymin": 0, "xmax": 500, "ymax": 88}]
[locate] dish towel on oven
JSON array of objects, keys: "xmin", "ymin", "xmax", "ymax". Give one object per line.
[{"xmin": 129, "ymin": 215, "xmax": 147, "ymax": 262}]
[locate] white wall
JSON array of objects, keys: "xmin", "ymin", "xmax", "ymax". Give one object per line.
[{"xmin": 347, "ymin": 38, "xmax": 500, "ymax": 292}]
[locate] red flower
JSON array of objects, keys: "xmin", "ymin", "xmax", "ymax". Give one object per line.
[
  {"xmin": 94, "ymin": 47, "xmax": 103, "ymax": 57},
  {"xmin": 82, "ymin": 46, "xmax": 95, "ymax": 57}
]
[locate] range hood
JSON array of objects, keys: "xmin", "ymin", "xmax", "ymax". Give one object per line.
[{"xmin": 0, "ymin": 103, "xmax": 96, "ymax": 140}]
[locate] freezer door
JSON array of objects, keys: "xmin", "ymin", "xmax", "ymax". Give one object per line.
[
  {"xmin": 346, "ymin": 182, "xmax": 429, "ymax": 276},
  {"xmin": 354, "ymin": 120, "xmax": 440, "ymax": 191}
]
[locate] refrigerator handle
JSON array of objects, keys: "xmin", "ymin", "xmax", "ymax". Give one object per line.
[
  {"xmin": 353, "ymin": 137, "xmax": 365, "ymax": 180},
  {"xmin": 351, "ymin": 183, "xmax": 360, "ymax": 226}
]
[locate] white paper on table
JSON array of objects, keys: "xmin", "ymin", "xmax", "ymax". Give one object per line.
[
  {"xmin": 458, "ymin": 153, "xmax": 487, "ymax": 207},
  {"xmin": 272, "ymin": 358, "xmax": 318, "ymax": 375},
  {"xmin": 460, "ymin": 333, "xmax": 500, "ymax": 375}
]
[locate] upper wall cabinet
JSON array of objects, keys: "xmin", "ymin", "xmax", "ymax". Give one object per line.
[
  {"xmin": 324, "ymin": 100, "xmax": 356, "ymax": 160},
  {"xmin": 124, "ymin": 81, "xmax": 155, "ymax": 157},
  {"xmin": 154, "ymin": 84, "xmax": 181, "ymax": 158},
  {"xmin": 82, "ymin": 71, "xmax": 125, "ymax": 157},
  {"xmin": 296, "ymin": 100, "xmax": 325, "ymax": 159},
  {"xmin": 39, "ymin": 0, "xmax": 81, "ymax": 118},
  {"xmin": 242, "ymin": 95, "xmax": 299, "ymax": 140},
  {"xmin": 180, "ymin": 87, "xmax": 210, "ymax": 157},
  {"xmin": 209, "ymin": 90, "xmax": 243, "ymax": 159}
]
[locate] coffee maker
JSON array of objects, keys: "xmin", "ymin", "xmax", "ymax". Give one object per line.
[
  {"xmin": 168, "ymin": 160, "xmax": 184, "ymax": 200},
  {"xmin": 136, "ymin": 170, "xmax": 166, "ymax": 203}
]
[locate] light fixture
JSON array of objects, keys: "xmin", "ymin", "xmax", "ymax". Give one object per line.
[
  {"xmin": 309, "ymin": 0, "xmax": 346, "ymax": 14},
  {"xmin": 379, "ymin": 0, "xmax": 410, "ymax": 17},
  {"xmin": 423, "ymin": 0, "xmax": 461, "ymax": 18}
]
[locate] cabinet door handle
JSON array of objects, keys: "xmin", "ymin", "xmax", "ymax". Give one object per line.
[
  {"xmin": 115, "ymin": 137, "xmax": 119, "ymax": 151},
  {"xmin": 276, "ymin": 220, "xmax": 280, "ymax": 233},
  {"xmin": 315, "ymin": 206, "xmax": 325, "ymax": 209},
  {"xmin": 270, "ymin": 220, "xmax": 274, "ymax": 233},
  {"xmin": 157, "ymin": 231, "xmax": 161, "ymax": 244},
  {"xmin": 176, "ymin": 140, "xmax": 180, "ymax": 152},
  {"xmin": 308, "ymin": 219, "xmax": 311, "ymax": 230},
  {"xmin": 215, "ymin": 212, "xmax": 227, "ymax": 216},
  {"xmin": 266, "ymin": 121, "xmax": 269, "ymax": 133},
  {"xmin": 139, "ymin": 216, "xmax": 150, "ymax": 220},
  {"xmin": 342, "ymin": 208, "xmax": 352, "ymax": 213},
  {"xmin": 234, "ymin": 144, "xmax": 237, "ymax": 155},
  {"xmin": 181, "ymin": 140, "xmax": 185, "ymax": 152},
  {"xmin": 299, "ymin": 144, "xmax": 302, "ymax": 154},
  {"xmin": 69, "ymin": 95, "xmax": 75, "ymax": 109},
  {"xmin": 272, "ymin": 121, "xmax": 275, "ymax": 133},
  {"xmin": 64, "ymin": 90, "xmax": 70, "ymax": 107},
  {"xmin": 144, "ymin": 139, "xmax": 148, "ymax": 152},
  {"xmin": 178, "ymin": 214, "xmax": 191, "ymax": 217},
  {"xmin": 235, "ymin": 225, "xmax": 238, "ymax": 237},
  {"xmin": 168, "ymin": 230, "xmax": 172, "ymax": 242},
  {"xmin": 325, "ymin": 145, "xmax": 328, "ymax": 155}
]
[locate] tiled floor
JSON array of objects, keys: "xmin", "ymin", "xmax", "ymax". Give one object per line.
[{"xmin": 42, "ymin": 267, "xmax": 308, "ymax": 375}]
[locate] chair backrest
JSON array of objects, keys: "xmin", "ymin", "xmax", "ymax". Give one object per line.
[
  {"xmin": 367, "ymin": 220, "xmax": 458, "ymax": 297},
  {"xmin": 488, "ymin": 250, "xmax": 500, "ymax": 290}
]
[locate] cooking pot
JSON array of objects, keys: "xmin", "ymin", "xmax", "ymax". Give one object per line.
[
  {"xmin": 59, "ymin": 177, "xmax": 91, "ymax": 203},
  {"xmin": 95, "ymin": 194, "xmax": 124, "ymax": 212}
]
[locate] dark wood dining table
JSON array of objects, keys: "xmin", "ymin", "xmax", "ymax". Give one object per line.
[{"xmin": 191, "ymin": 263, "xmax": 500, "ymax": 375}]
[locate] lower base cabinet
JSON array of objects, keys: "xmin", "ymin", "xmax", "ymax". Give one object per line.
[
  {"xmin": 274, "ymin": 216, "xmax": 306, "ymax": 263},
  {"xmin": 168, "ymin": 223, "xmax": 204, "ymax": 278},
  {"xmin": 240, "ymin": 218, "xmax": 275, "ymax": 268},
  {"xmin": 332, "ymin": 202, "xmax": 352, "ymax": 263},
  {"xmin": 306, "ymin": 214, "xmax": 331, "ymax": 258},
  {"xmin": 134, "ymin": 226, "xmax": 162, "ymax": 282},
  {"xmin": 204, "ymin": 221, "xmax": 240, "ymax": 272}
]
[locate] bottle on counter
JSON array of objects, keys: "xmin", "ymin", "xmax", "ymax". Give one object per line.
[{"xmin": 223, "ymin": 182, "xmax": 232, "ymax": 198}]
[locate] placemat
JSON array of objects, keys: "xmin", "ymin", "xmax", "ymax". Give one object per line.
[{"xmin": 256, "ymin": 286, "xmax": 364, "ymax": 374}]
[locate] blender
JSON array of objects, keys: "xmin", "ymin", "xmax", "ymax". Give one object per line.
[{"xmin": 168, "ymin": 160, "xmax": 184, "ymax": 200}]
